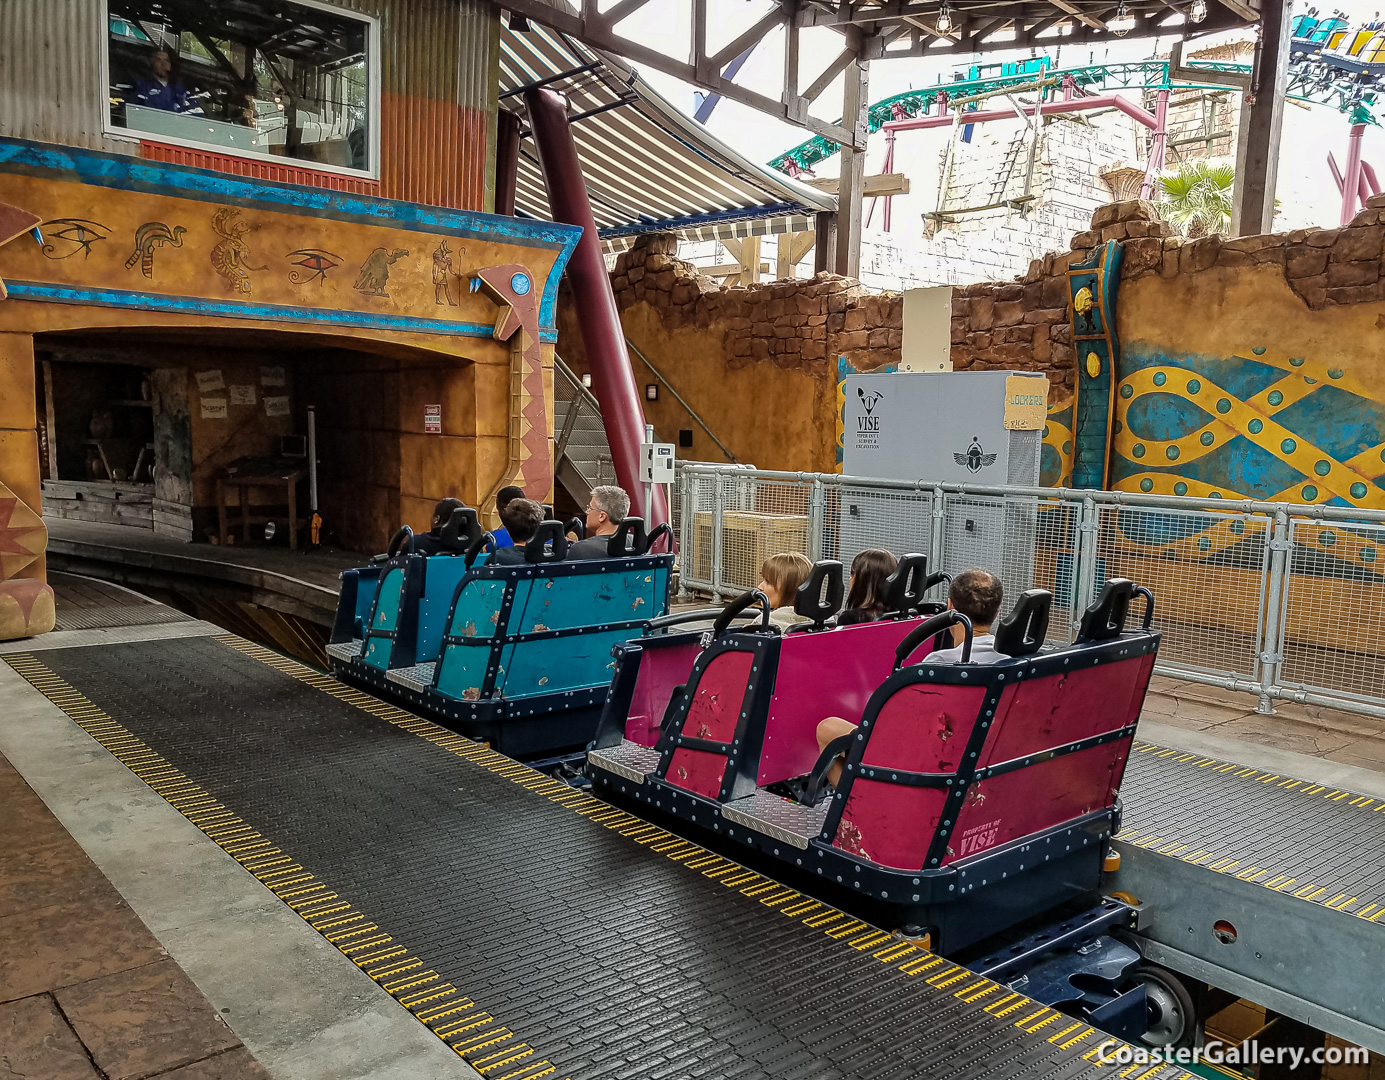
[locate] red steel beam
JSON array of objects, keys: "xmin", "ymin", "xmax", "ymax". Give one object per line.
[{"xmin": 524, "ymin": 87, "xmax": 668, "ymax": 527}]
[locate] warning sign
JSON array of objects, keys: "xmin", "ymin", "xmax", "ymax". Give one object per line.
[{"xmin": 424, "ymin": 405, "xmax": 442, "ymax": 434}]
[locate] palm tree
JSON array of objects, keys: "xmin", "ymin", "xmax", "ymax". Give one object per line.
[{"xmin": 1157, "ymin": 160, "xmax": 1235, "ymax": 238}]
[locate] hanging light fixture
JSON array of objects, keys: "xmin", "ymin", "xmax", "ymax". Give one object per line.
[
  {"xmin": 1108, "ymin": 1, "xmax": 1136, "ymax": 35},
  {"xmin": 1189, "ymin": 0, "xmax": 1208, "ymax": 21},
  {"xmin": 935, "ymin": 1, "xmax": 954, "ymax": 33}
]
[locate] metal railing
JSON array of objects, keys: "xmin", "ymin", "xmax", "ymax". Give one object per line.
[{"xmin": 678, "ymin": 463, "xmax": 1385, "ymax": 722}]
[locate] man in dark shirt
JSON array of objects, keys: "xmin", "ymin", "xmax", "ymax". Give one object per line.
[
  {"xmin": 565, "ymin": 485, "xmax": 629, "ymax": 560},
  {"xmin": 129, "ymin": 50, "xmax": 201, "ymax": 114},
  {"xmin": 489, "ymin": 485, "xmax": 525, "ymax": 547},
  {"xmin": 411, "ymin": 498, "xmax": 465, "ymax": 557},
  {"xmin": 490, "ymin": 499, "xmax": 545, "ymax": 565}
]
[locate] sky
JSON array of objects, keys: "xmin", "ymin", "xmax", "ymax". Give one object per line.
[{"xmin": 597, "ymin": 0, "xmax": 1385, "ymax": 234}]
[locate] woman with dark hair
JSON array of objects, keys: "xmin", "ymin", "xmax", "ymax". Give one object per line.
[{"xmin": 836, "ymin": 548, "xmax": 898, "ymax": 626}]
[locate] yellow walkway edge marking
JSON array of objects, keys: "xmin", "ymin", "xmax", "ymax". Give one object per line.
[{"xmin": 1123, "ymin": 742, "xmax": 1385, "ymax": 924}]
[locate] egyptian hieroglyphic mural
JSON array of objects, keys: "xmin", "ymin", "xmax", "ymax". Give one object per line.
[{"xmin": 0, "ymin": 137, "xmax": 581, "ymax": 505}]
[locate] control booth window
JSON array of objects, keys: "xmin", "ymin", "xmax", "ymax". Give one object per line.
[{"xmin": 106, "ymin": 0, "xmax": 375, "ymax": 174}]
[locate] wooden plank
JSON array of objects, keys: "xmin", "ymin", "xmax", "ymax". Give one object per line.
[{"xmin": 806, "ymin": 172, "xmax": 911, "ymax": 198}]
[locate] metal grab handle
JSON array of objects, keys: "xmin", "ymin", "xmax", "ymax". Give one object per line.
[
  {"xmin": 1134, "ymin": 585, "xmax": 1155, "ymax": 630},
  {"xmin": 386, "ymin": 525, "xmax": 414, "ymax": 559},
  {"xmin": 803, "ymin": 732, "xmax": 855, "ymax": 807},
  {"xmin": 643, "ymin": 606, "xmax": 736, "ymax": 632},
  {"xmin": 894, "ymin": 610, "xmax": 973, "ymax": 670},
  {"xmin": 711, "ymin": 589, "xmax": 771, "ymax": 639},
  {"xmin": 647, "ymin": 522, "xmax": 674, "ymax": 552},
  {"xmin": 465, "ymin": 531, "xmax": 496, "ymax": 569}
]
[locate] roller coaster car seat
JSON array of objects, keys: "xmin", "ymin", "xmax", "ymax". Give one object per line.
[
  {"xmin": 817, "ymin": 582, "xmax": 1158, "ymax": 924},
  {"xmin": 786, "ymin": 560, "xmax": 844, "ymax": 632},
  {"xmin": 645, "ymin": 602, "xmax": 927, "ymax": 803},
  {"xmin": 1076, "ymin": 578, "xmax": 1154, "ymax": 643},
  {"xmin": 525, "ymin": 520, "xmax": 568, "ymax": 563},
  {"xmin": 439, "ymin": 506, "xmax": 483, "ymax": 554},
  {"xmin": 880, "ymin": 554, "xmax": 928, "ymax": 618},
  {"xmin": 348, "ymin": 518, "xmax": 496, "ymax": 673},
  {"xmin": 991, "ymin": 589, "xmax": 1052, "ymax": 658}
]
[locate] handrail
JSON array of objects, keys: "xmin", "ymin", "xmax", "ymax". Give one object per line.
[
  {"xmin": 623, "ymin": 337, "xmax": 738, "ymax": 464},
  {"xmin": 679, "ymin": 462, "xmax": 1385, "ymax": 524}
]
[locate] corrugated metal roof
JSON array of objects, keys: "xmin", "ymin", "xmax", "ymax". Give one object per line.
[{"xmin": 499, "ymin": 22, "xmax": 834, "ymax": 238}]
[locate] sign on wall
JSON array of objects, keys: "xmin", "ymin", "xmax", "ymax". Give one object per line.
[
  {"xmin": 1003, "ymin": 375, "xmax": 1049, "ymax": 430},
  {"xmin": 424, "ymin": 405, "xmax": 442, "ymax": 434}
]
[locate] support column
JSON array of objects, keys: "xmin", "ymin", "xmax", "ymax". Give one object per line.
[
  {"xmin": 0, "ymin": 330, "xmax": 55, "ymax": 640},
  {"xmin": 1231, "ymin": 0, "xmax": 1291, "ymax": 236},
  {"xmin": 523, "ymin": 87, "xmax": 668, "ymax": 527},
  {"xmin": 1139, "ymin": 88, "xmax": 1170, "ymax": 201},
  {"xmin": 1340, "ymin": 123, "xmax": 1366, "ymax": 226},
  {"xmin": 834, "ymin": 26, "xmax": 869, "ymax": 280},
  {"xmin": 814, "ymin": 211, "xmax": 836, "ymax": 275},
  {"xmin": 495, "ymin": 109, "xmax": 521, "ymax": 218}
]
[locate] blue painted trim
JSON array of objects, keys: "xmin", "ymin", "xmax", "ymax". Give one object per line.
[
  {"xmin": 5, "ymin": 281, "xmax": 559, "ymax": 342},
  {"xmin": 598, "ymin": 201, "xmax": 812, "ymax": 239},
  {"xmin": 0, "ymin": 136, "xmax": 580, "ymax": 329}
]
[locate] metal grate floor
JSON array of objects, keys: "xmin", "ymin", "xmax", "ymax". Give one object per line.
[{"xmin": 1120, "ymin": 742, "xmax": 1385, "ymax": 921}]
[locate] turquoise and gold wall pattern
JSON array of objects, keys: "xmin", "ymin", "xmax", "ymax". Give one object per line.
[{"xmin": 1110, "ymin": 346, "xmax": 1385, "ymax": 512}]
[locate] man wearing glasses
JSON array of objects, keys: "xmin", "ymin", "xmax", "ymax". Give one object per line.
[{"xmin": 565, "ymin": 485, "xmax": 629, "ymax": 560}]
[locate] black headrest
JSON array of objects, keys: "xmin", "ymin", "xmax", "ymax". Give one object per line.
[
  {"xmin": 543, "ymin": 503, "xmax": 556, "ymax": 519},
  {"xmin": 440, "ymin": 506, "xmax": 481, "ymax": 552},
  {"xmin": 525, "ymin": 520, "xmax": 568, "ymax": 563},
  {"xmin": 607, "ymin": 517, "xmax": 648, "ymax": 557},
  {"xmin": 993, "ymin": 589, "xmax": 1052, "ymax": 658},
  {"xmin": 883, "ymin": 553, "xmax": 928, "ymax": 616},
  {"xmin": 565, "ymin": 516, "xmax": 585, "ymax": 540},
  {"xmin": 1076, "ymin": 578, "xmax": 1135, "ymax": 642},
  {"xmin": 794, "ymin": 560, "xmax": 844, "ymax": 624}
]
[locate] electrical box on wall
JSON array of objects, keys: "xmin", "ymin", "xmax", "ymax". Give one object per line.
[
  {"xmin": 640, "ymin": 442, "xmax": 676, "ymax": 484},
  {"xmin": 900, "ymin": 286, "xmax": 953, "ymax": 372},
  {"xmin": 842, "ymin": 370, "xmax": 1048, "ymax": 485},
  {"xmin": 839, "ymin": 370, "xmax": 1050, "ymax": 587}
]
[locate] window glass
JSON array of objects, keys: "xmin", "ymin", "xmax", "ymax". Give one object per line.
[{"xmin": 108, "ymin": 0, "xmax": 372, "ymax": 173}]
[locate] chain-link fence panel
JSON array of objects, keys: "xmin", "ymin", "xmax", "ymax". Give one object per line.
[
  {"xmin": 1278, "ymin": 518, "xmax": 1385, "ymax": 705},
  {"xmin": 1028, "ymin": 496, "xmax": 1082, "ymax": 644},
  {"xmin": 827, "ymin": 483, "xmax": 934, "ymax": 572},
  {"xmin": 686, "ymin": 475, "xmax": 812, "ymax": 594},
  {"xmin": 937, "ymin": 493, "xmax": 1048, "ymax": 618},
  {"xmin": 1090, "ymin": 503, "xmax": 1269, "ymax": 681}
]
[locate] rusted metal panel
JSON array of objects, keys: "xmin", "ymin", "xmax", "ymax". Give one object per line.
[
  {"xmin": 0, "ymin": 0, "xmax": 133, "ymax": 154},
  {"xmin": 332, "ymin": 0, "xmax": 498, "ymax": 210},
  {"xmin": 137, "ymin": 142, "xmax": 382, "ymax": 196}
]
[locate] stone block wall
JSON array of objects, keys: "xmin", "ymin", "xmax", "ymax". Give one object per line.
[{"xmin": 559, "ymin": 195, "xmax": 1385, "ymax": 475}]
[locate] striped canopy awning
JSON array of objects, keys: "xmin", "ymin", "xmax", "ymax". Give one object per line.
[{"xmin": 499, "ymin": 21, "xmax": 835, "ymax": 239}]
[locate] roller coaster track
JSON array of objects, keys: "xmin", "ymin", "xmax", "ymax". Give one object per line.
[{"xmin": 771, "ymin": 55, "xmax": 1383, "ymax": 174}]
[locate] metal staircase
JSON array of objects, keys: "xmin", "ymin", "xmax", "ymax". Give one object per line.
[{"xmin": 553, "ymin": 354, "xmax": 615, "ymax": 509}]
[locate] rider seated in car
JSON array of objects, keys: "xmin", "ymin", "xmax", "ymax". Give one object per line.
[
  {"xmin": 489, "ymin": 498, "xmax": 545, "ymax": 565},
  {"xmin": 835, "ymin": 549, "xmax": 898, "ymax": 626},
  {"xmin": 757, "ymin": 552, "xmax": 814, "ymax": 630},
  {"xmin": 565, "ymin": 485, "xmax": 629, "ymax": 560},
  {"xmin": 490, "ymin": 486, "xmax": 525, "ymax": 547},
  {"xmin": 815, "ymin": 568, "xmax": 1008, "ymax": 786},
  {"xmin": 412, "ymin": 497, "xmax": 466, "ymax": 557}
]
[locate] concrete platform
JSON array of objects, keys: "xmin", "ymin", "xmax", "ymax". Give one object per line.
[{"xmin": 43, "ymin": 519, "xmax": 363, "ymax": 627}]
